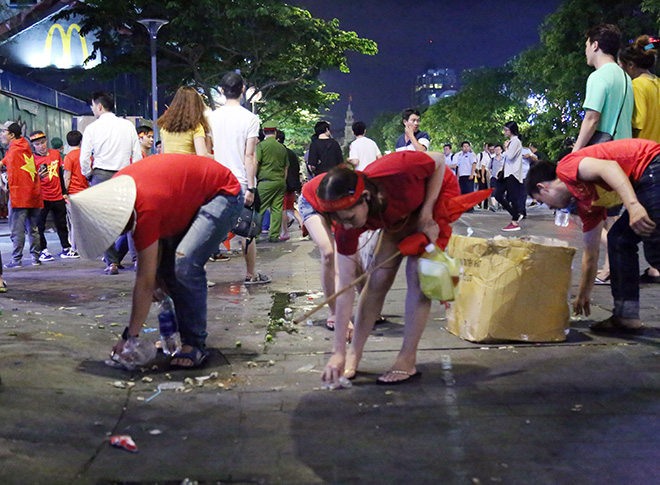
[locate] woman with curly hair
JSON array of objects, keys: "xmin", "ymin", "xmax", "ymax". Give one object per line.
[{"xmin": 157, "ymin": 86, "xmax": 211, "ymax": 157}]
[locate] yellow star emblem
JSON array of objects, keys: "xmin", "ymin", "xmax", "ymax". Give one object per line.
[
  {"xmin": 47, "ymin": 161, "xmax": 59, "ymax": 180},
  {"xmin": 21, "ymin": 154, "xmax": 37, "ymax": 181},
  {"xmin": 592, "ymin": 184, "xmax": 622, "ymax": 208}
]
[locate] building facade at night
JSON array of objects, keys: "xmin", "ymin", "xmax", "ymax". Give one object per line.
[{"xmin": 413, "ymin": 67, "xmax": 458, "ymax": 107}]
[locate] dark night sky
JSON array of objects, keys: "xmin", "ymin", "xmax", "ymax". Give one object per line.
[{"xmin": 293, "ymin": 0, "xmax": 564, "ymax": 126}]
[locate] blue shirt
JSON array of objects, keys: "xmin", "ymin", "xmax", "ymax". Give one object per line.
[{"xmin": 395, "ymin": 131, "xmax": 430, "ymax": 151}]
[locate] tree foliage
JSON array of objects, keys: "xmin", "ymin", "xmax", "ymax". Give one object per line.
[
  {"xmin": 422, "ymin": 67, "xmax": 531, "ymax": 150},
  {"xmin": 56, "ymin": 0, "xmax": 377, "ymax": 116}
]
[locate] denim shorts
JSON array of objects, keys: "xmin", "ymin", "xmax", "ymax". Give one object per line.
[{"xmin": 298, "ymin": 194, "xmax": 318, "ymax": 223}]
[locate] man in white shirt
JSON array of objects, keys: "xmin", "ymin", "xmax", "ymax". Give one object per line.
[
  {"xmin": 454, "ymin": 141, "xmax": 476, "ymax": 195},
  {"xmin": 476, "ymin": 143, "xmax": 493, "ymax": 209},
  {"xmin": 208, "ymin": 72, "xmax": 270, "ymax": 285},
  {"xmin": 347, "ymin": 121, "xmax": 381, "ymax": 171},
  {"xmin": 80, "ymin": 91, "xmax": 142, "ymax": 274},
  {"xmin": 443, "ymin": 144, "xmax": 456, "ymax": 174}
]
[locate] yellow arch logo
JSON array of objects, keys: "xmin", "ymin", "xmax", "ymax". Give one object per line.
[{"xmin": 44, "ymin": 24, "xmax": 89, "ymax": 67}]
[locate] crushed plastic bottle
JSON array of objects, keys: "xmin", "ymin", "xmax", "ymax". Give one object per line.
[
  {"xmin": 110, "ymin": 337, "xmax": 157, "ymax": 371},
  {"xmin": 554, "ymin": 208, "xmax": 570, "ymax": 227},
  {"xmin": 155, "ymin": 289, "xmax": 182, "ymax": 355},
  {"xmin": 418, "ymin": 243, "xmax": 461, "ymax": 301}
]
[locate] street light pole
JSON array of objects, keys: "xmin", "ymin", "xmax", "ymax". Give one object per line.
[{"xmin": 138, "ymin": 19, "xmax": 168, "ymax": 148}]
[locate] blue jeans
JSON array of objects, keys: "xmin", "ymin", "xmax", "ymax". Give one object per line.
[
  {"xmin": 298, "ymin": 193, "xmax": 318, "ymax": 223},
  {"xmin": 157, "ymin": 193, "xmax": 242, "ymax": 350},
  {"xmin": 9, "ymin": 204, "xmax": 40, "ymax": 262},
  {"xmin": 608, "ymin": 156, "xmax": 660, "ymax": 319}
]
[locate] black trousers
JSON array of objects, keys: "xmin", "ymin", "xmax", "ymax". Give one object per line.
[
  {"xmin": 38, "ymin": 199, "xmax": 70, "ymax": 251},
  {"xmin": 494, "ymin": 175, "xmax": 524, "ymax": 221}
]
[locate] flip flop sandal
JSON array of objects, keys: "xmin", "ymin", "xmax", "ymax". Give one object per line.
[
  {"xmin": 344, "ymin": 368, "xmax": 357, "ymax": 380},
  {"xmin": 0, "ymin": 281, "xmax": 7, "ymax": 293},
  {"xmin": 376, "ymin": 370, "xmax": 422, "ymax": 386},
  {"xmin": 169, "ymin": 347, "xmax": 208, "ymax": 369},
  {"xmin": 590, "ymin": 317, "xmax": 645, "ymax": 335},
  {"xmin": 640, "ymin": 268, "xmax": 660, "ymax": 284},
  {"xmin": 594, "ymin": 275, "xmax": 610, "ymax": 285}
]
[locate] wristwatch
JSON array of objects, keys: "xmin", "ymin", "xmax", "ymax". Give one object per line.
[
  {"xmin": 246, "ymin": 187, "xmax": 255, "ymax": 193},
  {"xmin": 122, "ymin": 327, "xmax": 138, "ymax": 340}
]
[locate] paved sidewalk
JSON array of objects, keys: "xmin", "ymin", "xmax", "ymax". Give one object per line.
[{"xmin": 1, "ymin": 207, "xmax": 660, "ymax": 484}]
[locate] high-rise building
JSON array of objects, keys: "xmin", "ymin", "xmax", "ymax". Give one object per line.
[{"xmin": 413, "ymin": 67, "xmax": 458, "ymax": 107}]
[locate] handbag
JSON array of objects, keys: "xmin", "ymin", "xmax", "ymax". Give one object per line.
[{"xmin": 232, "ymin": 205, "xmax": 262, "ymax": 238}]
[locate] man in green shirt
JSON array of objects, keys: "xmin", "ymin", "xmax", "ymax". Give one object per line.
[
  {"xmin": 574, "ymin": 23, "xmax": 634, "ymax": 152},
  {"xmin": 256, "ymin": 121, "xmax": 288, "ymax": 242}
]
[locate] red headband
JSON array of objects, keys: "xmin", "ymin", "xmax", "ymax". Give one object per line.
[{"xmin": 317, "ymin": 173, "xmax": 365, "ymax": 212}]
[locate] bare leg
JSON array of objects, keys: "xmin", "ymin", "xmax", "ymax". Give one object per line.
[
  {"xmin": 345, "ymin": 234, "xmax": 402, "ymax": 374},
  {"xmin": 598, "ymin": 216, "xmax": 617, "ymax": 280},
  {"xmin": 377, "ymin": 255, "xmax": 431, "ymax": 382},
  {"xmin": 304, "ymin": 214, "xmax": 337, "ymax": 319},
  {"xmin": 280, "ymin": 207, "xmax": 289, "ymax": 239},
  {"xmin": 243, "ymin": 237, "xmax": 257, "ymax": 278}
]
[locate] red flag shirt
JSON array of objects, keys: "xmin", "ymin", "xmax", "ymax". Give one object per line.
[
  {"xmin": 115, "ymin": 154, "xmax": 241, "ymax": 252},
  {"xmin": 1, "ymin": 137, "xmax": 42, "ymax": 209},
  {"xmin": 303, "ymin": 151, "xmax": 460, "ymax": 255},
  {"xmin": 63, "ymin": 149, "xmax": 89, "ymax": 195},
  {"xmin": 34, "ymin": 149, "xmax": 64, "ymax": 201},
  {"xmin": 557, "ymin": 139, "xmax": 660, "ymax": 232}
]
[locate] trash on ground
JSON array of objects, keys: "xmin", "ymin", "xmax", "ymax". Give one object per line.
[{"xmin": 110, "ymin": 435, "xmax": 138, "ymax": 453}]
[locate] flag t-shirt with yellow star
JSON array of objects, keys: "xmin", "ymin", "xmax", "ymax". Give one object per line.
[
  {"xmin": 34, "ymin": 148, "xmax": 64, "ymax": 202},
  {"xmin": 557, "ymin": 139, "xmax": 660, "ymax": 232},
  {"xmin": 1, "ymin": 137, "xmax": 42, "ymax": 209}
]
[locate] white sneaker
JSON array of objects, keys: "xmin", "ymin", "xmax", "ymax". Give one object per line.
[
  {"xmin": 60, "ymin": 248, "xmax": 80, "ymax": 259},
  {"xmin": 39, "ymin": 249, "xmax": 55, "ymax": 262}
]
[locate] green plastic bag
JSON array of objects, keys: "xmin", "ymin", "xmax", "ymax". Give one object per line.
[{"xmin": 418, "ymin": 243, "xmax": 461, "ymax": 301}]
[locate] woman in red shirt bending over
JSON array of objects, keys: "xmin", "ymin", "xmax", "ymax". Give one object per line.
[{"xmin": 304, "ymin": 150, "xmax": 468, "ymax": 386}]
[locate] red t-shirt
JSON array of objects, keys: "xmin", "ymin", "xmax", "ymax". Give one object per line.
[
  {"xmin": 63, "ymin": 148, "xmax": 89, "ymax": 195},
  {"xmin": 557, "ymin": 139, "xmax": 660, "ymax": 232},
  {"xmin": 115, "ymin": 154, "xmax": 241, "ymax": 251},
  {"xmin": 302, "ymin": 151, "xmax": 460, "ymax": 255},
  {"xmin": 2, "ymin": 137, "xmax": 43, "ymax": 208},
  {"xmin": 34, "ymin": 149, "xmax": 64, "ymax": 201}
]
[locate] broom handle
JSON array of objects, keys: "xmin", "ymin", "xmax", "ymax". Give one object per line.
[{"xmin": 293, "ymin": 250, "xmax": 402, "ymax": 324}]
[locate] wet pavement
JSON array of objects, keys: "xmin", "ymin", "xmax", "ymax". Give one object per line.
[{"xmin": 1, "ymin": 206, "xmax": 660, "ymax": 484}]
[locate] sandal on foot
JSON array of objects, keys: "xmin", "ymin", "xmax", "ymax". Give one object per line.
[
  {"xmin": 594, "ymin": 275, "xmax": 610, "ymax": 285},
  {"xmin": 325, "ymin": 317, "xmax": 335, "ymax": 331},
  {"xmin": 590, "ymin": 316, "xmax": 645, "ymax": 335},
  {"xmin": 169, "ymin": 347, "xmax": 208, "ymax": 369},
  {"xmin": 376, "ymin": 370, "xmax": 422, "ymax": 386},
  {"xmin": 640, "ymin": 268, "xmax": 660, "ymax": 284},
  {"xmin": 244, "ymin": 273, "xmax": 271, "ymax": 285}
]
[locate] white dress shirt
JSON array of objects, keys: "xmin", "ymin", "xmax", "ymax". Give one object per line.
[{"xmin": 80, "ymin": 112, "xmax": 142, "ymax": 176}]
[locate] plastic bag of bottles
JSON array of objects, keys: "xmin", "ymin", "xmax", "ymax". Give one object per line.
[
  {"xmin": 418, "ymin": 243, "xmax": 461, "ymax": 301},
  {"xmin": 109, "ymin": 337, "xmax": 157, "ymax": 371}
]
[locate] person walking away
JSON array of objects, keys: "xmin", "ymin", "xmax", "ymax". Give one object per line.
[
  {"xmin": 80, "ymin": 91, "xmax": 142, "ymax": 275},
  {"xmin": 158, "ymin": 86, "xmax": 211, "ymax": 157},
  {"xmin": 63, "ymin": 130, "xmax": 88, "ymax": 255}
]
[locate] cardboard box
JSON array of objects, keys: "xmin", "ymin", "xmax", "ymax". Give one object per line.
[{"xmin": 446, "ymin": 235, "xmax": 576, "ymax": 343}]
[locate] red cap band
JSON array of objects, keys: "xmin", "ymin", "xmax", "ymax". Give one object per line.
[{"xmin": 317, "ymin": 174, "xmax": 365, "ymax": 212}]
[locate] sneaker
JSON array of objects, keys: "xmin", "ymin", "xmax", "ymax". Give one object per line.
[
  {"xmin": 4, "ymin": 260, "xmax": 22, "ymax": 269},
  {"xmin": 60, "ymin": 248, "xmax": 80, "ymax": 259},
  {"xmin": 502, "ymin": 223, "xmax": 521, "ymax": 232},
  {"xmin": 244, "ymin": 273, "xmax": 271, "ymax": 285},
  {"xmin": 278, "ymin": 234, "xmax": 290, "ymax": 241},
  {"xmin": 31, "ymin": 258, "xmax": 41, "ymax": 266},
  {"xmin": 209, "ymin": 252, "xmax": 230, "ymax": 262},
  {"xmin": 39, "ymin": 249, "xmax": 55, "ymax": 262}
]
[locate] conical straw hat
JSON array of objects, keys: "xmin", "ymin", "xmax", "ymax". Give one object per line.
[{"xmin": 69, "ymin": 175, "xmax": 137, "ymax": 259}]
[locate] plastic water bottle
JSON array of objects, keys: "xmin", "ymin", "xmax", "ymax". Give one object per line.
[
  {"xmin": 554, "ymin": 208, "xmax": 570, "ymax": 227},
  {"xmin": 156, "ymin": 289, "xmax": 182, "ymax": 355}
]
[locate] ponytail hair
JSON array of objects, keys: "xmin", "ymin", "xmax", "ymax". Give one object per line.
[{"xmin": 618, "ymin": 35, "xmax": 657, "ymax": 70}]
